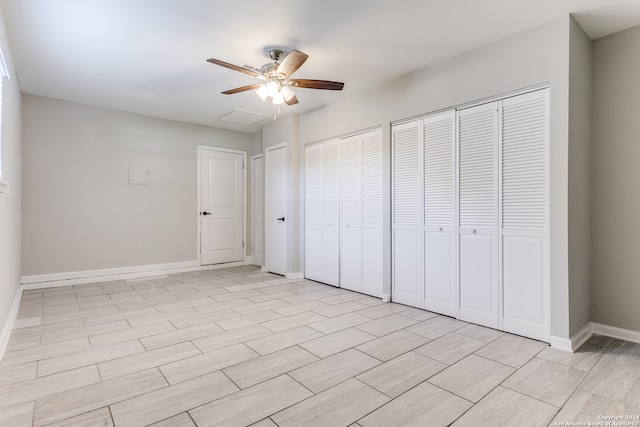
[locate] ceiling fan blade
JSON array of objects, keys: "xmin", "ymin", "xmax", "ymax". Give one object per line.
[
  {"xmin": 207, "ymin": 58, "xmax": 262, "ymax": 79},
  {"xmin": 222, "ymin": 83, "xmax": 264, "ymax": 95},
  {"xmin": 277, "ymin": 49, "xmax": 309, "ymax": 78},
  {"xmin": 288, "ymin": 79, "xmax": 344, "ymax": 90},
  {"xmin": 285, "ymin": 95, "xmax": 299, "ymax": 106}
]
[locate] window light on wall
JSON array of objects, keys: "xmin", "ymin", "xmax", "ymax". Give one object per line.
[{"xmin": 0, "ymin": 46, "xmax": 10, "ymax": 197}]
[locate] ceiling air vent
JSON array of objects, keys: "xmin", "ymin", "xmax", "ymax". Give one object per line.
[{"xmin": 217, "ymin": 108, "xmax": 270, "ymax": 126}]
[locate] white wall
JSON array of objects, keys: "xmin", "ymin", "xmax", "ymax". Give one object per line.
[
  {"xmin": 299, "ymin": 16, "xmax": 577, "ymax": 339},
  {"xmin": 22, "ymin": 95, "xmax": 253, "ymax": 276},
  {"xmin": 0, "ymin": 8, "xmax": 22, "ymax": 346},
  {"xmin": 592, "ymin": 25, "xmax": 640, "ymax": 333}
]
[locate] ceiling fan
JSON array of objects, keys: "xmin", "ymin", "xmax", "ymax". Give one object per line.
[{"xmin": 207, "ymin": 49, "xmax": 344, "ymax": 106}]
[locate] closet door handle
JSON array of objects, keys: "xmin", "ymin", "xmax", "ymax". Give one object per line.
[
  {"xmin": 277, "ymin": 217, "xmax": 285, "ymax": 222},
  {"xmin": 201, "ymin": 211, "xmax": 211, "ymax": 216}
]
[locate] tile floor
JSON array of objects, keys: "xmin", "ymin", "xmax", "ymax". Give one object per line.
[{"xmin": 1, "ymin": 265, "xmax": 639, "ymax": 426}]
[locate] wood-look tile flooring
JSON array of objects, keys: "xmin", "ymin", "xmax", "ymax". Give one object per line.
[{"xmin": 1, "ymin": 265, "xmax": 639, "ymax": 426}]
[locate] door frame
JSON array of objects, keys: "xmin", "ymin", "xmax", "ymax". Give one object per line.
[
  {"xmin": 250, "ymin": 153, "xmax": 264, "ymax": 267},
  {"xmin": 264, "ymin": 142, "xmax": 288, "ymax": 275},
  {"xmin": 196, "ymin": 145, "xmax": 247, "ymax": 266}
]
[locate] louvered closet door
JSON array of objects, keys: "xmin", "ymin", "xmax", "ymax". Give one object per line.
[
  {"xmin": 501, "ymin": 89, "xmax": 550, "ymax": 342},
  {"xmin": 305, "ymin": 144, "xmax": 323, "ymax": 282},
  {"xmin": 458, "ymin": 101, "xmax": 499, "ymax": 329},
  {"xmin": 392, "ymin": 121, "xmax": 424, "ymax": 308},
  {"xmin": 321, "ymin": 140, "xmax": 340, "ymax": 286},
  {"xmin": 361, "ymin": 130, "xmax": 384, "ymax": 297},
  {"xmin": 423, "ymin": 111, "xmax": 457, "ymax": 317},
  {"xmin": 340, "ymin": 135, "xmax": 362, "ymax": 292}
]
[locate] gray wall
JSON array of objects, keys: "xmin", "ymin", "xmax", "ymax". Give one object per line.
[
  {"xmin": 22, "ymin": 95, "xmax": 253, "ymax": 276},
  {"xmin": 567, "ymin": 18, "xmax": 593, "ymax": 336},
  {"xmin": 299, "ymin": 16, "xmax": 577, "ymax": 339},
  {"xmin": 592, "ymin": 25, "xmax": 640, "ymax": 332},
  {"xmin": 0, "ymin": 8, "xmax": 22, "ymax": 343}
]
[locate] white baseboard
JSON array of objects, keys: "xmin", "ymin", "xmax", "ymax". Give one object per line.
[
  {"xmin": 285, "ymin": 272, "xmax": 304, "ymax": 280},
  {"xmin": 552, "ymin": 322, "xmax": 640, "ymax": 353},
  {"xmin": 591, "ymin": 322, "xmax": 640, "ymax": 345},
  {"xmin": 0, "ymin": 285, "xmax": 22, "ymax": 364},
  {"xmin": 382, "ymin": 294, "xmax": 391, "ymax": 303},
  {"xmin": 21, "ymin": 259, "xmax": 257, "ymax": 290}
]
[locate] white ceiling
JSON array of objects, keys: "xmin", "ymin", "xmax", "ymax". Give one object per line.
[{"xmin": 2, "ymin": 0, "xmax": 640, "ymax": 133}]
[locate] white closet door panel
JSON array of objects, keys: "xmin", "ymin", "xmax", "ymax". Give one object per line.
[
  {"xmin": 305, "ymin": 224, "xmax": 322, "ymax": 281},
  {"xmin": 502, "ymin": 235, "xmax": 548, "ymax": 341},
  {"xmin": 305, "ymin": 140, "xmax": 340, "ymax": 287},
  {"xmin": 424, "ymin": 111, "xmax": 456, "ymax": 228},
  {"xmin": 458, "ymin": 102, "xmax": 498, "ymax": 230},
  {"xmin": 458, "ymin": 102, "xmax": 499, "ymax": 329},
  {"xmin": 362, "ymin": 131, "xmax": 383, "ymax": 227},
  {"xmin": 459, "ymin": 234, "xmax": 499, "ymax": 328},
  {"xmin": 424, "ymin": 230, "xmax": 456, "ymax": 317},
  {"xmin": 305, "ymin": 144, "xmax": 323, "ymax": 282},
  {"xmin": 362, "ymin": 227, "xmax": 383, "ymax": 297},
  {"xmin": 423, "ymin": 111, "xmax": 457, "ymax": 317},
  {"xmin": 359, "ymin": 129, "xmax": 383, "ymax": 297},
  {"xmin": 322, "ymin": 141, "xmax": 340, "ymax": 225},
  {"xmin": 393, "ymin": 228, "xmax": 423, "ymax": 308},
  {"xmin": 502, "ymin": 88, "xmax": 550, "ymax": 342},
  {"xmin": 393, "ymin": 121, "xmax": 423, "ymax": 307},
  {"xmin": 305, "ymin": 145, "xmax": 323, "ymax": 225},
  {"xmin": 340, "ymin": 136, "xmax": 361, "ymax": 225},
  {"xmin": 322, "ymin": 224, "xmax": 340, "ymax": 286},
  {"xmin": 393, "ymin": 122, "xmax": 422, "ymax": 226},
  {"xmin": 502, "ymin": 90, "xmax": 548, "ymax": 232},
  {"xmin": 340, "ymin": 226, "xmax": 362, "ymax": 292}
]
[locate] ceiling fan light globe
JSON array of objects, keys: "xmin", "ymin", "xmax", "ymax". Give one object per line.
[
  {"xmin": 272, "ymin": 92, "xmax": 285, "ymax": 105},
  {"xmin": 256, "ymin": 85, "xmax": 269, "ymax": 100},
  {"xmin": 266, "ymin": 81, "xmax": 279, "ymax": 98}
]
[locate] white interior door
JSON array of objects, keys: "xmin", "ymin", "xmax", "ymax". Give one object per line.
[
  {"xmin": 199, "ymin": 147, "xmax": 245, "ymax": 265},
  {"xmin": 266, "ymin": 144, "xmax": 288, "ymax": 276},
  {"xmin": 251, "ymin": 155, "xmax": 265, "ymax": 267}
]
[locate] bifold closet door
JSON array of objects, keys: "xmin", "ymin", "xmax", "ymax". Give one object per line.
[
  {"xmin": 360, "ymin": 130, "xmax": 383, "ymax": 297},
  {"xmin": 305, "ymin": 140, "xmax": 340, "ymax": 286},
  {"xmin": 392, "ymin": 121, "xmax": 424, "ymax": 308},
  {"xmin": 501, "ymin": 89, "xmax": 550, "ymax": 341},
  {"xmin": 458, "ymin": 101, "xmax": 500, "ymax": 329},
  {"xmin": 340, "ymin": 130, "xmax": 383, "ymax": 297},
  {"xmin": 321, "ymin": 140, "xmax": 340, "ymax": 286},
  {"xmin": 339, "ymin": 135, "xmax": 362, "ymax": 292},
  {"xmin": 423, "ymin": 111, "xmax": 457, "ymax": 317},
  {"xmin": 305, "ymin": 144, "xmax": 323, "ymax": 282}
]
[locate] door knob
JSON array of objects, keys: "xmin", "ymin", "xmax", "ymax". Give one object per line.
[
  {"xmin": 277, "ymin": 217, "xmax": 285, "ymax": 222},
  {"xmin": 201, "ymin": 211, "xmax": 211, "ymax": 216}
]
